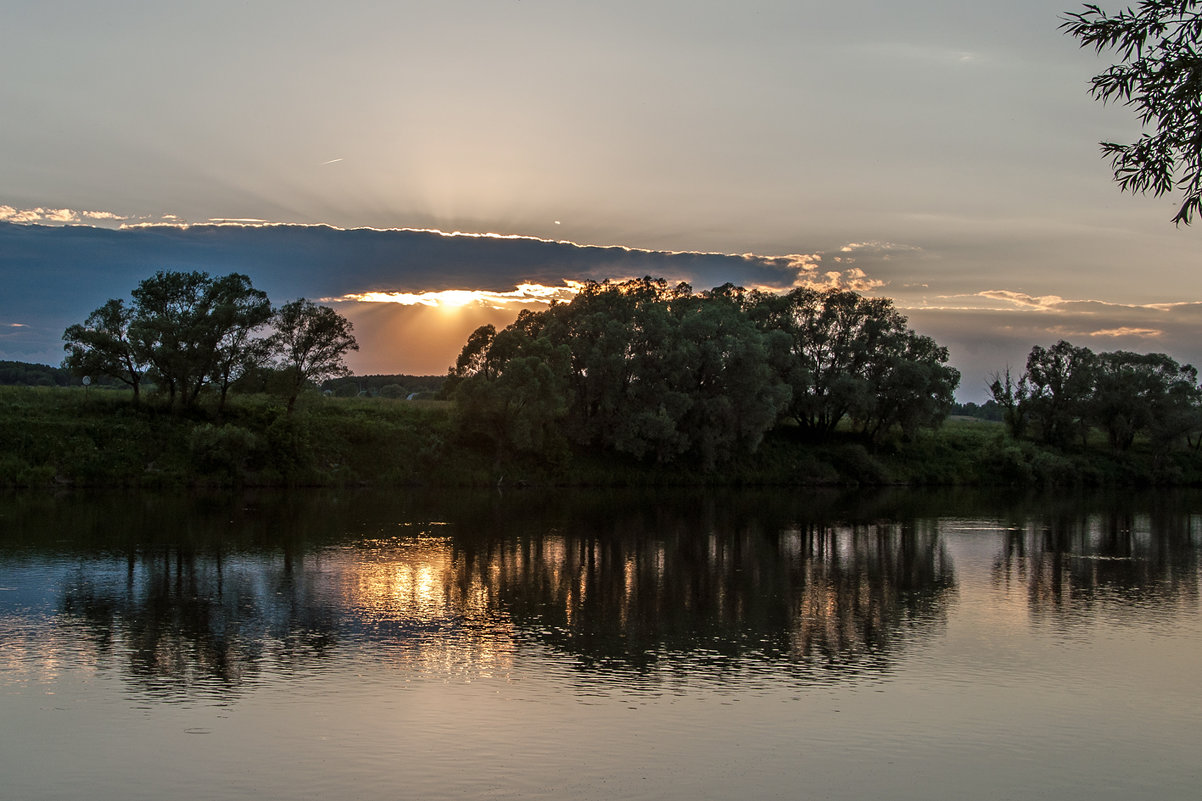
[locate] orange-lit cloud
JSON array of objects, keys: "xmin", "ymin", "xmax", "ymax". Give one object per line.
[
  {"xmin": 1087, "ymin": 327, "xmax": 1163, "ymax": 339},
  {"xmin": 971, "ymin": 290, "xmax": 1068, "ymax": 311},
  {"xmin": 337, "ymin": 282, "xmax": 584, "ymax": 310}
]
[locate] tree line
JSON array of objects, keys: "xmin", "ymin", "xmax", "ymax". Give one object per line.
[
  {"xmin": 989, "ymin": 340, "xmax": 1202, "ymax": 452},
  {"xmin": 0, "ymin": 360, "xmax": 83, "ymax": 388},
  {"xmin": 62, "ymin": 270, "xmax": 358, "ymax": 412},
  {"xmin": 445, "ymin": 277, "xmax": 961, "ymax": 468}
]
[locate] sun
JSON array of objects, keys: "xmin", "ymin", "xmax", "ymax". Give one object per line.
[
  {"xmin": 432, "ymin": 290, "xmax": 480, "ymax": 309},
  {"xmin": 334, "ymin": 282, "xmax": 582, "ymax": 311}
]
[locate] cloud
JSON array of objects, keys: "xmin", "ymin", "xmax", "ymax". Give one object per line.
[
  {"xmin": 839, "ymin": 241, "xmax": 924, "ymax": 256},
  {"xmin": 1087, "ymin": 327, "xmax": 1163, "ymax": 339},
  {"xmin": 903, "ymin": 298, "xmax": 1202, "ymax": 400},
  {"xmin": 970, "ymin": 290, "xmax": 1068, "ymax": 311},
  {"xmin": 337, "ymin": 282, "xmax": 584, "ymax": 310},
  {"xmin": 4, "ymin": 219, "xmax": 1199, "ymax": 400},
  {"xmin": 0, "ymin": 205, "xmax": 130, "ymax": 225},
  {"xmin": 0, "ymin": 220, "xmax": 887, "ymax": 368}
]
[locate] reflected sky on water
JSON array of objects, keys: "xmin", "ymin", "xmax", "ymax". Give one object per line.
[{"xmin": 1, "ymin": 488, "xmax": 1200, "ymax": 800}]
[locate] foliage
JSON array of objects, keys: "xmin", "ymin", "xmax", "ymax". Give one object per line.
[
  {"xmin": 188, "ymin": 423, "xmax": 262, "ymax": 479},
  {"xmin": 0, "ymin": 386, "xmax": 457, "ymax": 488},
  {"xmin": 747, "ymin": 287, "xmax": 959, "ymax": 441},
  {"xmin": 130, "ymin": 271, "xmax": 271, "ymax": 409},
  {"xmin": 1063, "ymin": 1, "xmax": 1202, "ymax": 224},
  {"xmin": 1024, "ymin": 340, "xmax": 1098, "ymax": 448},
  {"xmin": 63, "ymin": 299, "xmax": 146, "ymax": 400},
  {"xmin": 0, "ymin": 360, "xmax": 76, "ymax": 387},
  {"xmin": 270, "ymin": 299, "xmax": 359, "ymax": 413},
  {"xmin": 1092, "ymin": 350, "xmax": 1201, "ymax": 450},
  {"xmin": 988, "ymin": 367, "xmax": 1033, "ymax": 438},
  {"xmin": 447, "ymin": 279, "xmax": 958, "ymax": 470},
  {"xmin": 990, "ymin": 339, "xmax": 1202, "ymax": 453},
  {"xmin": 3, "ymin": 385, "xmax": 1202, "ymax": 489},
  {"xmin": 206, "ymin": 276, "xmax": 275, "ymax": 412},
  {"xmin": 949, "ymin": 399, "xmax": 1005, "ymax": 422},
  {"xmin": 60, "ymin": 272, "xmax": 361, "ymax": 415},
  {"xmin": 447, "ymin": 279, "xmax": 790, "ymax": 468},
  {"xmin": 324, "ymin": 373, "xmax": 444, "ymax": 398},
  {"xmin": 62, "ymin": 270, "xmax": 273, "ymax": 410},
  {"xmin": 453, "ymin": 325, "xmax": 572, "ymax": 462}
]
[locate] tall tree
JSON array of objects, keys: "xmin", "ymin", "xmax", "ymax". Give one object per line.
[
  {"xmin": 129, "ymin": 270, "xmax": 271, "ymax": 409},
  {"xmin": 270, "ymin": 299, "xmax": 359, "ymax": 412},
  {"xmin": 1024, "ymin": 340, "xmax": 1098, "ymax": 448},
  {"xmin": 206, "ymin": 273, "xmax": 273, "ymax": 413},
  {"xmin": 447, "ymin": 279, "xmax": 791, "ymax": 467},
  {"xmin": 62, "ymin": 298, "xmax": 146, "ymax": 400},
  {"xmin": 852, "ymin": 330, "xmax": 960, "ymax": 442},
  {"xmin": 451, "ymin": 324, "xmax": 572, "ymax": 463},
  {"xmin": 988, "ymin": 366, "xmax": 1033, "ymax": 439},
  {"xmin": 748, "ymin": 287, "xmax": 957, "ymax": 440},
  {"xmin": 671, "ymin": 287, "xmax": 790, "ymax": 466},
  {"xmin": 1090, "ymin": 350, "xmax": 1201, "ymax": 450},
  {"xmin": 129, "ymin": 270, "xmax": 215, "ymax": 407},
  {"xmin": 1063, "ymin": 1, "xmax": 1202, "ymax": 223}
]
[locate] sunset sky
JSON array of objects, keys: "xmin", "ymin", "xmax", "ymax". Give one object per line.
[{"xmin": 2, "ymin": 0, "xmax": 1200, "ymax": 400}]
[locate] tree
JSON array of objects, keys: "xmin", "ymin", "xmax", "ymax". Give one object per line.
[
  {"xmin": 1089, "ymin": 350, "xmax": 1200, "ymax": 450},
  {"xmin": 1024, "ymin": 340, "xmax": 1098, "ymax": 448},
  {"xmin": 988, "ymin": 367, "xmax": 1033, "ymax": 438},
  {"xmin": 446, "ymin": 279, "xmax": 791, "ymax": 468},
  {"xmin": 270, "ymin": 299, "xmax": 359, "ymax": 412},
  {"xmin": 128, "ymin": 270, "xmax": 270, "ymax": 410},
  {"xmin": 62, "ymin": 271, "xmax": 271, "ymax": 410},
  {"xmin": 62, "ymin": 298, "xmax": 146, "ymax": 400},
  {"xmin": 129, "ymin": 270, "xmax": 217, "ymax": 407},
  {"xmin": 747, "ymin": 287, "xmax": 958, "ymax": 441},
  {"xmin": 451, "ymin": 326, "xmax": 572, "ymax": 463},
  {"xmin": 671, "ymin": 287, "xmax": 790, "ymax": 465},
  {"xmin": 852, "ymin": 330, "xmax": 960, "ymax": 441},
  {"xmin": 205, "ymin": 273, "xmax": 273, "ymax": 413},
  {"xmin": 1063, "ymin": 2, "xmax": 1202, "ymax": 224}
]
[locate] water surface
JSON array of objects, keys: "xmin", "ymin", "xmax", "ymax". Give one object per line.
[{"xmin": 2, "ymin": 488, "xmax": 1199, "ymax": 800}]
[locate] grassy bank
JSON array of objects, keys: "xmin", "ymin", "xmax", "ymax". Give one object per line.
[{"xmin": 2, "ymin": 387, "xmax": 1200, "ymax": 488}]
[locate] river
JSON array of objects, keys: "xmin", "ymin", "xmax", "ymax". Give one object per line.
[{"xmin": 1, "ymin": 487, "xmax": 1199, "ymax": 800}]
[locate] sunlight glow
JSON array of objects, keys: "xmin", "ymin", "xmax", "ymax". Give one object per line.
[{"xmin": 339, "ymin": 281, "xmax": 583, "ymax": 310}]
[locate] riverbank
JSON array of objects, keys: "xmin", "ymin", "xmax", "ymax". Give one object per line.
[{"xmin": 2, "ymin": 387, "xmax": 1200, "ymax": 488}]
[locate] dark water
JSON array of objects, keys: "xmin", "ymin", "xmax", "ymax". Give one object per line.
[{"xmin": 1, "ymin": 488, "xmax": 1199, "ymax": 800}]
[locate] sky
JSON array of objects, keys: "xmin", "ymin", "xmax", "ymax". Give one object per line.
[{"xmin": 2, "ymin": 0, "xmax": 1199, "ymax": 401}]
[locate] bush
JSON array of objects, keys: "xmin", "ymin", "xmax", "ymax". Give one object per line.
[{"xmin": 188, "ymin": 423, "xmax": 261, "ymax": 482}]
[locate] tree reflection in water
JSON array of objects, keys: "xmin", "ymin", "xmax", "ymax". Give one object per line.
[
  {"xmin": 453, "ymin": 515, "xmax": 954, "ymax": 683},
  {"xmin": 990, "ymin": 492, "xmax": 1201, "ymax": 621},
  {"xmin": 1, "ymin": 487, "xmax": 1197, "ymax": 701}
]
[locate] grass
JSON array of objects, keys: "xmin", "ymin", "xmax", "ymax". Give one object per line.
[
  {"xmin": 2, "ymin": 386, "xmax": 1200, "ymax": 489},
  {"xmin": 0, "ymin": 386, "xmax": 461, "ymax": 488}
]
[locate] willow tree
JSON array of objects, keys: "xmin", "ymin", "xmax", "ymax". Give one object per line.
[{"xmin": 1063, "ymin": 1, "xmax": 1202, "ymax": 224}]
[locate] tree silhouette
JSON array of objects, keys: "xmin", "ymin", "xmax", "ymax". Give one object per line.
[
  {"xmin": 1063, "ymin": 2, "xmax": 1202, "ymax": 224},
  {"xmin": 270, "ymin": 299, "xmax": 358, "ymax": 413}
]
